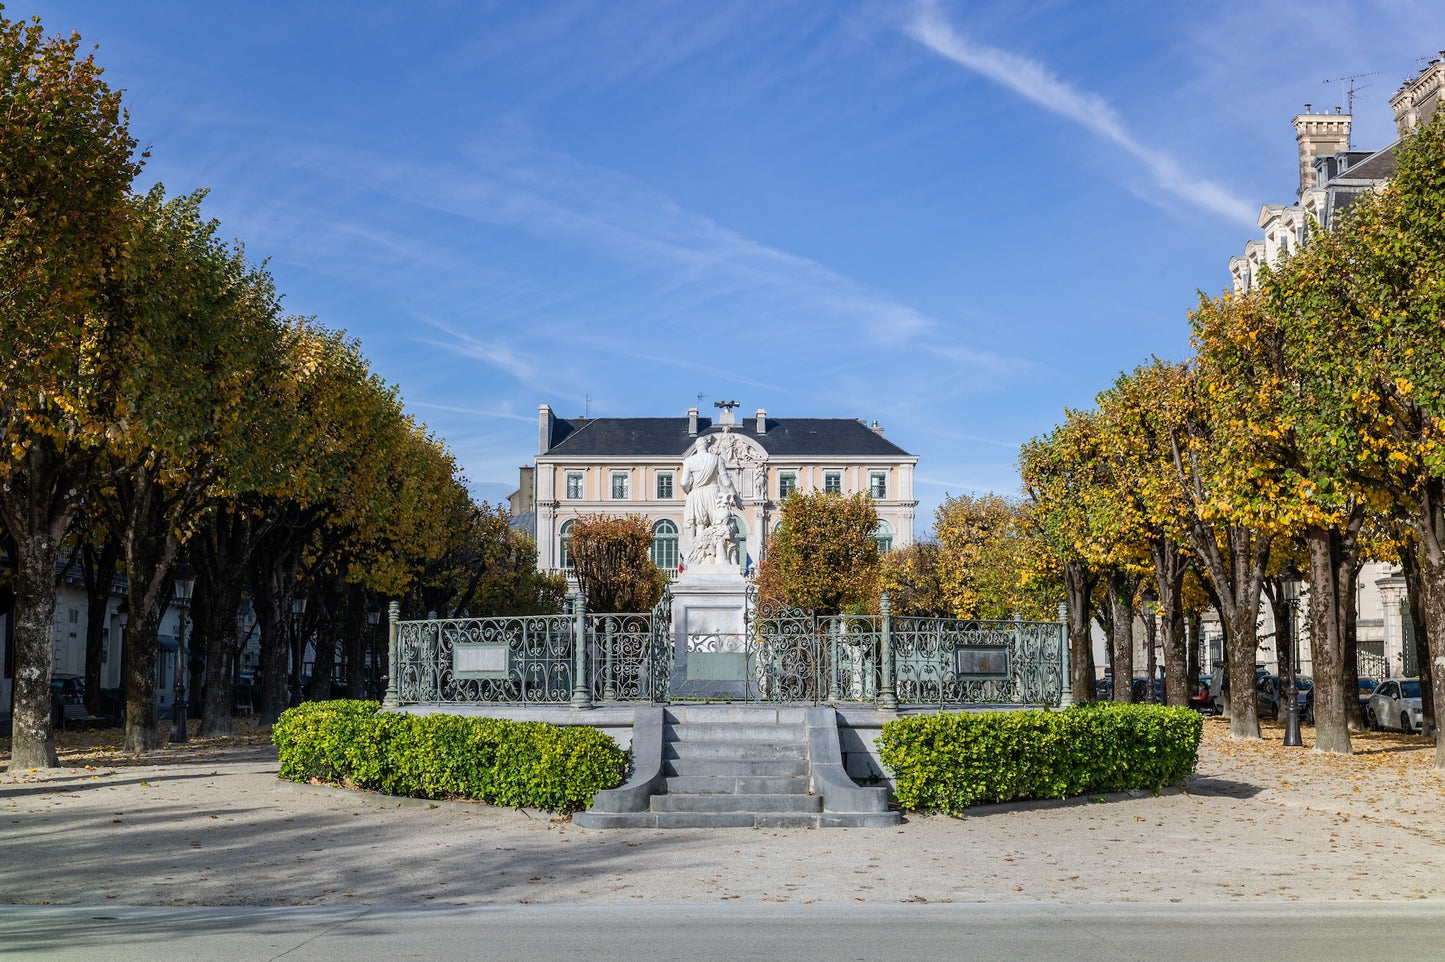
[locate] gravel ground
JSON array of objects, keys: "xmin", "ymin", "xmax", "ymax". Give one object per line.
[{"xmin": 3, "ymin": 716, "xmax": 1443, "ymax": 906}]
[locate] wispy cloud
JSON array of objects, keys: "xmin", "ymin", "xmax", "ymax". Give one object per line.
[
  {"xmin": 407, "ymin": 401, "xmax": 536, "ymax": 423},
  {"xmin": 416, "ymin": 316, "xmax": 546, "ymax": 387},
  {"xmin": 906, "ymin": 0, "xmax": 1256, "ymax": 226}
]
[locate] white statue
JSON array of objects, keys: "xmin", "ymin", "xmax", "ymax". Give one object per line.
[{"xmin": 680, "ymin": 435, "xmax": 739, "ymax": 566}]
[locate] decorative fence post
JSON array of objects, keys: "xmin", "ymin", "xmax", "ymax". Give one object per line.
[
  {"xmin": 603, "ymin": 619, "xmax": 617, "ymax": 701},
  {"xmin": 877, "ymin": 593, "xmax": 899, "ymax": 713},
  {"xmin": 570, "ymin": 592, "xmax": 592, "ymax": 710},
  {"xmin": 383, "ymin": 600, "xmax": 400, "ymax": 708},
  {"xmin": 828, "ymin": 619, "xmax": 842, "ymax": 704},
  {"xmin": 1057, "ymin": 601, "xmax": 1073, "ymax": 707}
]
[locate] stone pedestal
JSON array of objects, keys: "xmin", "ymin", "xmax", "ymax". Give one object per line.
[{"xmin": 670, "ymin": 565, "xmax": 751, "ymax": 698}]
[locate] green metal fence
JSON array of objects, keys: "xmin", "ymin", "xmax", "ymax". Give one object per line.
[{"xmin": 384, "ymin": 592, "xmax": 1066, "ymax": 708}]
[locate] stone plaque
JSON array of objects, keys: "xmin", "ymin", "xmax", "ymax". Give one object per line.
[
  {"xmin": 455, "ymin": 643, "xmax": 510, "ymax": 679},
  {"xmin": 955, "ymin": 645, "xmax": 1009, "ymax": 679}
]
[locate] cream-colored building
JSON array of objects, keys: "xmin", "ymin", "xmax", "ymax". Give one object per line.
[{"xmin": 518, "ymin": 402, "xmax": 918, "ymax": 577}]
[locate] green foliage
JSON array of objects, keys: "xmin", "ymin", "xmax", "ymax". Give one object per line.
[
  {"xmin": 877, "ymin": 703, "xmax": 1201, "ymax": 815},
  {"xmin": 755, "ymin": 491, "xmax": 880, "ymax": 615},
  {"xmin": 272, "ymin": 700, "xmax": 628, "ymax": 813}
]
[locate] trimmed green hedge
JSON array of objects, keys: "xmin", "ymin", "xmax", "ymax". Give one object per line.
[
  {"xmin": 272, "ymin": 700, "xmax": 628, "ymax": 813},
  {"xmin": 877, "ymin": 702, "xmax": 1202, "ymax": 815}
]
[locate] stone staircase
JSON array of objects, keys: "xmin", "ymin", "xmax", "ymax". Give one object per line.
[{"xmin": 573, "ymin": 706, "xmax": 898, "ymax": 829}]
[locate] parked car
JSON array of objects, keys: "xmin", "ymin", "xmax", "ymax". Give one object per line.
[
  {"xmin": 1208, "ymin": 666, "xmax": 1270, "ymax": 715},
  {"xmin": 1255, "ymin": 675, "xmax": 1309, "ymax": 722},
  {"xmin": 50, "ymin": 674, "xmax": 85, "ymax": 727},
  {"xmin": 1303, "ymin": 677, "xmax": 1376, "ymax": 725},
  {"xmin": 1366, "ymin": 678, "xmax": 1424, "ymax": 734}
]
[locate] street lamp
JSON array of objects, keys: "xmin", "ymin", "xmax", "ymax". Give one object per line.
[
  {"xmin": 367, "ymin": 604, "xmax": 381, "ymax": 698},
  {"xmin": 291, "ymin": 590, "xmax": 308, "ymax": 706},
  {"xmin": 171, "ymin": 564, "xmax": 196, "ymax": 744},
  {"xmin": 1141, "ymin": 586, "xmax": 1159, "ymax": 703},
  {"xmin": 1281, "ymin": 564, "xmax": 1304, "ymax": 747}
]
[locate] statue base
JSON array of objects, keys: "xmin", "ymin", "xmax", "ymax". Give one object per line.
[{"xmin": 670, "ymin": 565, "xmax": 751, "ymax": 697}]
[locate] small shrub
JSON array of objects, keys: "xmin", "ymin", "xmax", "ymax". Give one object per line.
[
  {"xmin": 272, "ymin": 700, "xmax": 628, "ymax": 813},
  {"xmin": 877, "ymin": 703, "xmax": 1202, "ymax": 815}
]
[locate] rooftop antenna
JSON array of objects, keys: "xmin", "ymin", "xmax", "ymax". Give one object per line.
[
  {"xmin": 1322, "ymin": 72, "xmax": 1379, "ymax": 144},
  {"xmin": 584, "ymin": 394, "xmax": 592, "ymax": 418}
]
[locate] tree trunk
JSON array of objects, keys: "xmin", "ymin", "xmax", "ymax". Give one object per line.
[
  {"xmin": 254, "ymin": 559, "xmax": 295, "ymax": 725},
  {"xmin": 8, "ymin": 535, "xmax": 65, "ymax": 768},
  {"xmin": 1399, "ymin": 541, "xmax": 1434, "ymax": 735},
  {"xmin": 1064, "ymin": 562, "xmax": 1096, "ymax": 703},
  {"xmin": 1305, "ymin": 526, "xmax": 1351, "ymax": 754},
  {"xmin": 1339, "ymin": 561, "xmax": 1364, "ymax": 731},
  {"xmin": 1108, "ymin": 570, "xmax": 1135, "ymax": 703},
  {"xmin": 80, "ymin": 541, "xmax": 119, "ymax": 717},
  {"xmin": 1151, "ymin": 539, "xmax": 1188, "ymax": 706}
]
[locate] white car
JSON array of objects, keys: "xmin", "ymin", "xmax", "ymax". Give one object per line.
[{"xmin": 1366, "ymin": 679, "xmax": 1424, "ymax": 734}]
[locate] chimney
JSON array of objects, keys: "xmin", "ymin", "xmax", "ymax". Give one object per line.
[
  {"xmin": 755, "ymin": 408, "xmax": 767, "ymax": 435},
  {"xmin": 871, "ymin": 420, "xmax": 884, "ymax": 436},
  {"xmin": 1292, "ymin": 110, "xmax": 1351, "ymax": 198},
  {"xmin": 688, "ymin": 406, "xmax": 698, "ymax": 437},
  {"xmin": 538, "ymin": 404, "xmax": 554, "ymax": 455}
]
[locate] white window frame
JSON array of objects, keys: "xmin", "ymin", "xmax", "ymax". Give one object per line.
[
  {"xmin": 824, "ymin": 471, "xmax": 842, "ymax": 494},
  {"xmin": 779, "ymin": 471, "xmax": 797, "ymax": 499},
  {"xmin": 565, "ymin": 471, "xmax": 584, "ymax": 500},
  {"xmin": 869, "ymin": 470, "xmax": 888, "ymax": 499},
  {"xmin": 656, "ymin": 471, "xmax": 674, "ymax": 500},
  {"xmin": 610, "ymin": 470, "xmax": 630, "ymax": 500}
]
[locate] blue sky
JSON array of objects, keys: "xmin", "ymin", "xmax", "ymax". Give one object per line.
[{"xmin": 24, "ymin": 1, "xmax": 1445, "ymax": 533}]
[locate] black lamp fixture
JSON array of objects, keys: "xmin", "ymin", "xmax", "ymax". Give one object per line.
[
  {"xmin": 1279, "ymin": 563, "xmax": 1305, "ymax": 747},
  {"xmin": 171, "ymin": 563, "xmax": 197, "ymax": 744}
]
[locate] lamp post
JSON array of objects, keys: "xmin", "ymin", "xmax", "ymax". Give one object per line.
[
  {"xmin": 171, "ymin": 564, "xmax": 196, "ymax": 744},
  {"xmin": 1280, "ymin": 565, "xmax": 1304, "ymax": 746},
  {"xmin": 291, "ymin": 590, "xmax": 308, "ymax": 706},
  {"xmin": 1141, "ymin": 586, "xmax": 1159, "ymax": 703},
  {"xmin": 367, "ymin": 604, "xmax": 381, "ymax": 698}
]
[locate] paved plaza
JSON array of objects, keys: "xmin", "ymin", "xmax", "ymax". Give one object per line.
[{"xmin": 4, "ymin": 717, "xmax": 1443, "ymax": 907}]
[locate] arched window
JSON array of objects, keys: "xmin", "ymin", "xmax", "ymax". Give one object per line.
[
  {"xmin": 874, "ymin": 520, "xmax": 893, "ymax": 555},
  {"xmin": 651, "ymin": 519, "xmax": 679, "ymax": 573},
  {"xmin": 559, "ymin": 519, "xmax": 574, "ymax": 569}
]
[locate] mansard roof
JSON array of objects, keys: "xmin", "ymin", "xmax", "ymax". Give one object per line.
[{"xmin": 543, "ymin": 416, "xmax": 914, "ymax": 459}]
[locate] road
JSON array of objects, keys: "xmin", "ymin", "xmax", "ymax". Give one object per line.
[{"xmin": 4, "ymin": 902, "xmax": 1445, "ymax": 961}]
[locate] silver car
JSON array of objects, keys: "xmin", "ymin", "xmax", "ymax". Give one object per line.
[{"xmin": 1366, "ymin": 679, "xmax": 1424, "ymax": 734}]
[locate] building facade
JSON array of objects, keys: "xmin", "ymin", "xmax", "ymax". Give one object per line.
[{"xmin": 517, "ymin": 403, "xmax": 918, "ymax": 577}]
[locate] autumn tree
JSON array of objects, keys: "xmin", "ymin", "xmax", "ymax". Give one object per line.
[
  {"xmin": 878, "ymin": 541, "xmax": 948, "ymax": 616},
  {"xmin": 568, "ymin": 515, "xmax": 666, "ymax": 613},
  {"xmin": 412, "ymin": 502, "xmax": 566, "ymax": 618},
  {"xmin": 0, "ymin": 14, "xmax": 141, "ymax": 766},
  {"xmin": 1020, "ymin": 416, "xmax": 1104, "ymax": 703},
  {"xmin": 94, "ymin": 187, "xmax": 289, "ymax": 753},
  {"xmin": 1261, "ymin": 110, "xmax": 1445, "ymax": 764},
  {"xmin": 755, "ymin": 491, "xmax": 879, "ymax": 615},
  {"xmin": 931, "ymin": 493, "xmax": 1054, "ymax": 620}
]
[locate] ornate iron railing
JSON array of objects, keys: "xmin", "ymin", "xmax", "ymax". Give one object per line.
[{"xmin": 388, "ymin": 593, "xmax": 1065, "ymax": 707}]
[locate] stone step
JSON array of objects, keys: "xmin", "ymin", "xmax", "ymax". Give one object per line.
[
  {"xmin": 663, "ymin": 757, "xmax": 810, "ymax": 778},
  {"xmin": 572, "ymin": 810, "xmax": 903, "ymax": 829},
  {"xmin": 664, "ymin": 722, "xmax": 804, "ymax": 742},
  {"xmin": 665, "ymin": 740, "xmax": 808, "ymax": 761},
  {"xmin": 664, "ymin": 774, "xmax": 810, "ymax": 795},
  {"xmin": 663, "ymin": 706, "xmax": 810, "ymax": 726},
  {"xmin": 651, "ymin": 793, "xmax": 822, "ymax": 814}
]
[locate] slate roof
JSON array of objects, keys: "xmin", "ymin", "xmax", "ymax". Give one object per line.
[
  {"xmin": 1336, "ymin": 145, "xmax": 1398, "ymax": 182},
  {"xmin": 544, "ymin": 417, "xmax": 914, "ymax": 458}
]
